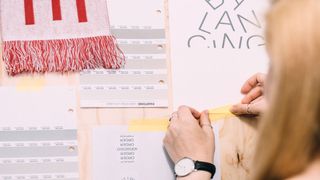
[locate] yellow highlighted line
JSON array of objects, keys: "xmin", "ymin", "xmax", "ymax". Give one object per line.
[{"xmin": 128, "ymin": 105, "xmax": 235, "ymax": 132}]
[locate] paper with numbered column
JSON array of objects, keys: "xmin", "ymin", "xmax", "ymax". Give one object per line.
[
  {"xmin": 0, "ymin": 87, "xmax": 79, "ymax": 180},
  {"xmin": 80, "ymin": 0, "xmax": 168, "ymax": 108},
  {"xmin": 92, "ymin": 125, "xmax": 221, "ymax": 180}
]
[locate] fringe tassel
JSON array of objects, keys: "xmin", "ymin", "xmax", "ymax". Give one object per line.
[{"xmin": 2, "ymin": 36, "xmax": 125, "ymax": 76}]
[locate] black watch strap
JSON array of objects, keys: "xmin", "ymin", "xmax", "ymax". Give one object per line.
[{"xmin": 194, "ymin": 160, "xmax": 216, "ymax": 179}]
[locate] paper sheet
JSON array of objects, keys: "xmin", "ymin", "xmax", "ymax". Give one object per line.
[
  {"xmin": 92, "ymin": 125, "xmax": 221, "ymax": 180},
  {"xmin": 0, "ymin": 87, "xmax": 79, "ymax": 180},
  {"xmin": 80, "ymin": 0, "xmax": 168, "ymax": 108},
  {"xmin": 169, "ymin": 0, "xmax": 270, "ymax": 110}
]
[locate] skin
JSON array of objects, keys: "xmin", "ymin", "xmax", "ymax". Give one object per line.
[
  {"xmin": 163, "ymin": 73, "xmax": 320, "ymax": 180},
  {"xmin": 288, "ymin": 157, "xmax": 320, "ymax": 180},
  {"xmin": 163, "ymin": 73, "xmax": 267, "ymax": 179},
  {"xmin": 163, "ymin": 106, "xmax": 214, "ymax": 180},
  {"xmin": 230, "ymin": 73, "xmax": 267, "ymax": 116}
]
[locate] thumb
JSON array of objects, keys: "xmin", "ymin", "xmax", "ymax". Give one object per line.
[
  {"xmin": 199, "ymin": 111, "xmax": 213, "ymax": 136},
  {"xmin": 230, "ymin": 103, "xmax": 247, "ymax": 115},
  {"xmin": 230, "ymin": 103, "xmax": 261, "ymax": 116}
]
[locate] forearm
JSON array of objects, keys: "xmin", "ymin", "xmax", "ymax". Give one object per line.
[{"xmin": 177, "ymin": 171, "xmax": 211, "ymax": 180}]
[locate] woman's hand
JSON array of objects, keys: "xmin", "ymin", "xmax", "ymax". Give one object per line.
[
  {"xmin": 163, "ymin": 106, "xmax": 215, "ymax": 164},
  {"xmin": 231, "ymin": 73, "xmax": 267, "ymax": 116},
  {"xmin": 163, "ymin": 106, "xmax": 215, "ymax": 180}
]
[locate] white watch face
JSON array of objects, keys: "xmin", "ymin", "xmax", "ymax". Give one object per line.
[{"xmin": 174, "ymin": 157, "xmax": 195, "ymax": 177}]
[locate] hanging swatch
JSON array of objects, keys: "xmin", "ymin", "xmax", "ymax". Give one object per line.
[{"xmin": 0, "ymin": 0, "xmax": 125, "ymax": 76}]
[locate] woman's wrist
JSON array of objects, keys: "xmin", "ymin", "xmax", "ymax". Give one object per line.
[
  {"xmin": 195, "ymin": 156, "xmax": 214, "ymax": 164},
  {"xmin": 176, "ymin": 171, "xmax": 211, "ymax": 180}
]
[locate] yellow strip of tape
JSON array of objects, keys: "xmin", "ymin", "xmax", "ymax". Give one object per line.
[
  {"xmin": 128, "ymin": 119, "xmax": 169, "ymax": 132},
  {"xmin": 208, "ymin": 105, "xmax": 235, "ymax": 121},
  {"xmin": 16, "ymin": 77, "xmax": 46, "ymax": 92},
  {"xmin": 128, "ymin": 105, "xmax": 235, "ymax": 132}
]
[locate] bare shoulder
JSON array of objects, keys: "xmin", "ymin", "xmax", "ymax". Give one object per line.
[{"xmin": 287, "ymin": 158, "xmax": 320, "ymax": 180}]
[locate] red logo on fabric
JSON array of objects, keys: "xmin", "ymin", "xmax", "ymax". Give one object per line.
[{"xmin": 24, "ymin": 0, "xmax": 88, "ymax": 25}]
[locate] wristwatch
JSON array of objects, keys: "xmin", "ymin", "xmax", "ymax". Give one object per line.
[{"xmin": 174, "ymin": 157, "xmax": 216, "ymax": 178}]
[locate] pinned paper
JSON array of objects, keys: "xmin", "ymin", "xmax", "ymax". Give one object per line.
[
  {"xmin": 92, "ymin": 125, "xmax": 222, "ymax": 180},
  {"xmin": 16, "ymin": 77, "xmax": 46, "ymax": 92},
  {"xmin": 79, "ymin": 0, "xmax": 168, "ymax": 108},
  {"xmin": 128, "ymin": 105, "xmax": 236, "ymax": 132},
  {"xmin": 169, "ymin": 0, "xmax": 269, "ymax": 111},
  {"xmin": 0, "ymin": 87, "xmax": 79, "ymax": 179}
]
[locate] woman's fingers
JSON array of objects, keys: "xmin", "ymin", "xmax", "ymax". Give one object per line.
[
  {"xmin": 230, "ymin": 104, "xmax": 252, "ymax": 115},
  {"xmin": 230, "ymin": 99, "xmax": 265, "ymax": 116},
  {"xmin": 164, "ymin": 107, "xmax": 215, "ymax": 164},
  {"xmin": 199, "ymin": 111, "xmax": 214, "ymax": 137},
  {"xmin": 241, "ymin": 85, "xmax": 263, "ymax": 104},
  {"xmin": 177, "ymin": 106, "xmax": 201, "ymax": 121},
  {"xmin": 241, "ymin": 73, "xmax": 266, "ymax": 94}
]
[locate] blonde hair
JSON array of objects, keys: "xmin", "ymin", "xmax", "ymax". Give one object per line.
[{"xmin": 253, "ymin": 0, "xmax": 320, "ymax": 179}]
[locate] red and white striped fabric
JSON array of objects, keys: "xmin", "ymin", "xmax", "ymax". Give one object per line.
[{"xmin": 0, "ymin": 0, "xmax": 125, "ymax": 76}]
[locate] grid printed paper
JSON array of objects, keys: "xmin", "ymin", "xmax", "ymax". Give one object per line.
[
  {"xmin": 80, "ymin": 0, "xmax": 168, "ymax": 108},
  {"xmin": 0, "ymin": 87, "xmax": 79, "ymax": 180}
]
